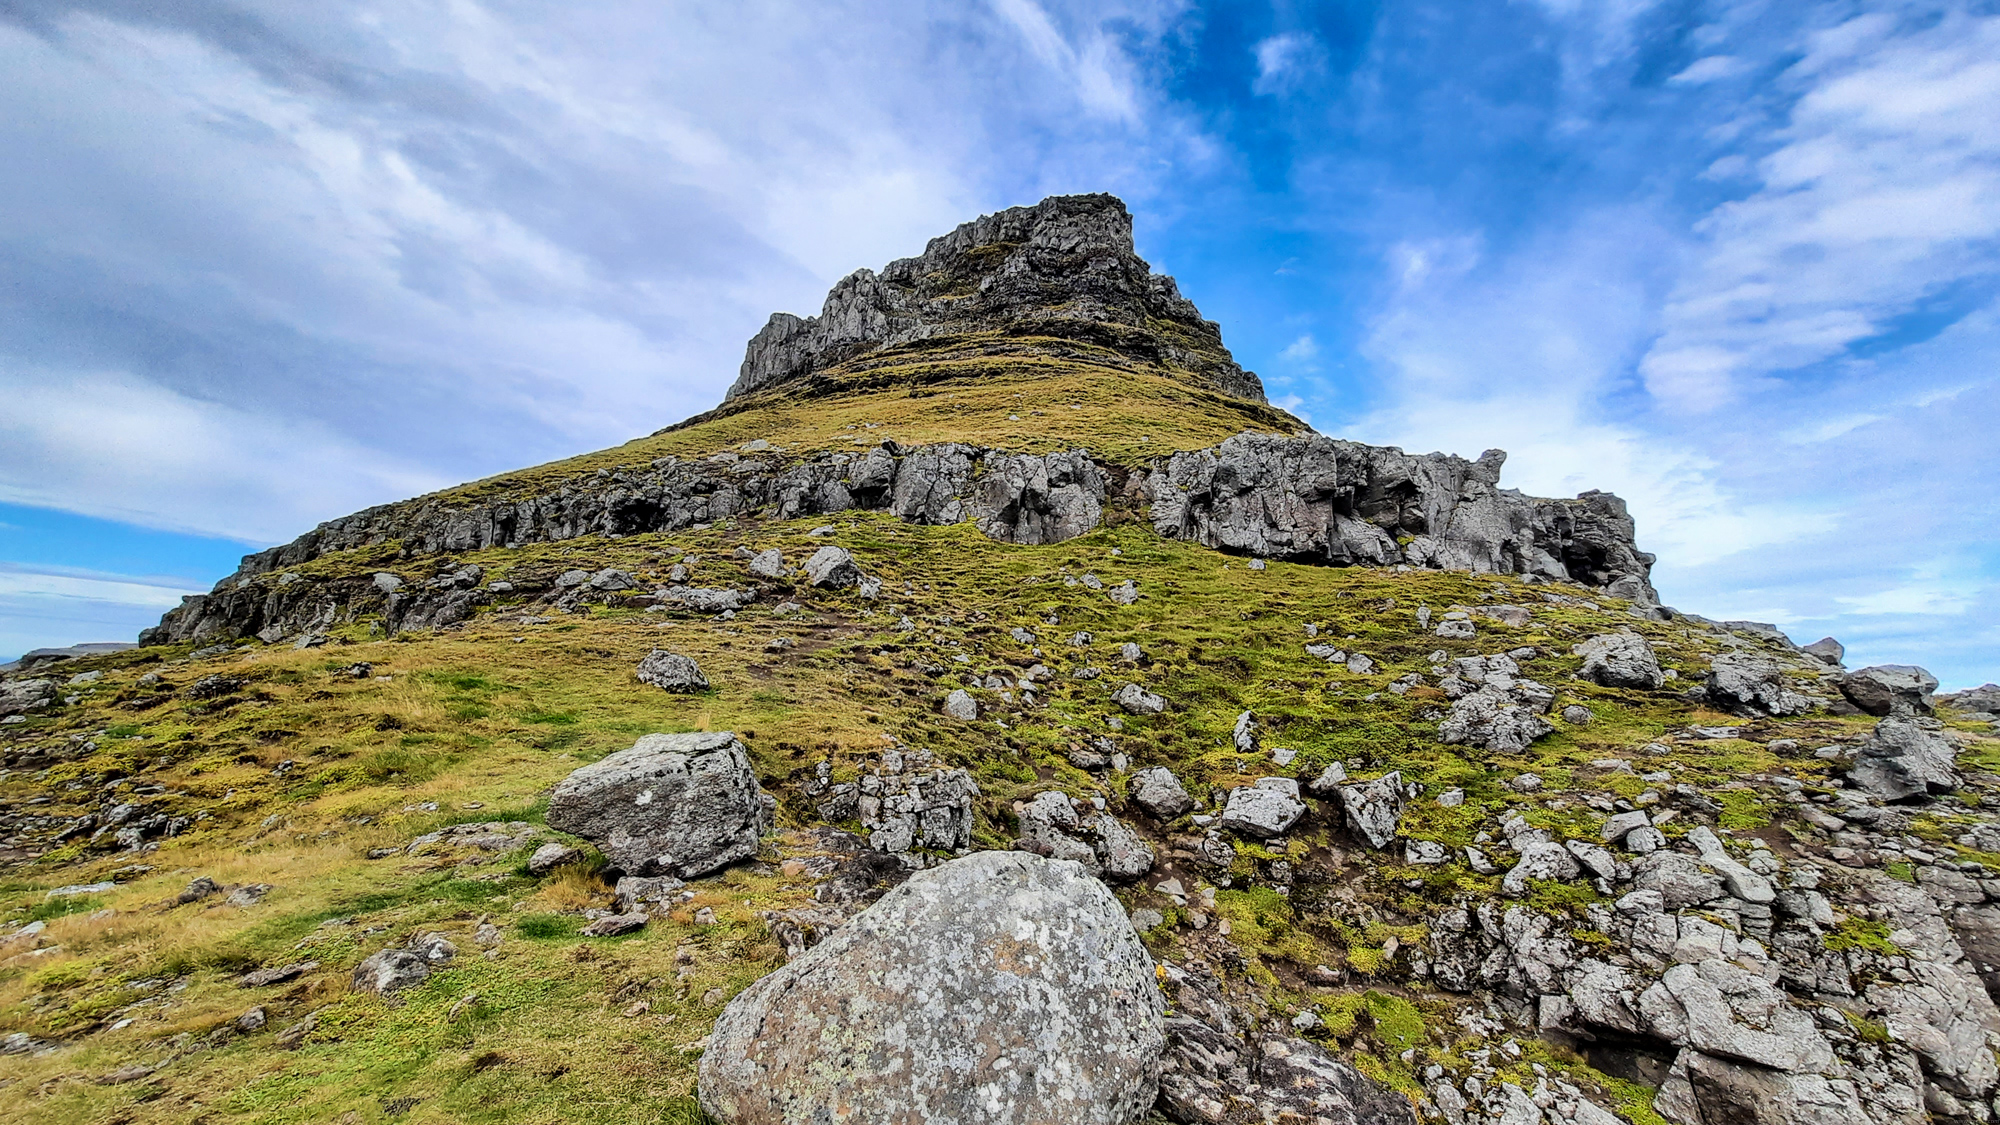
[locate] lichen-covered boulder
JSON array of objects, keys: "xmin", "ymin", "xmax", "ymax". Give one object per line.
[
  {"xmin": 635, "ymin": 649, "xmax": 710, "ymax": 693},
  {"xmin": 1574, "ymin": 631, "xmax": 1665, "ymax": 690},
  {"xmin": 699, "ymin": 850, "xmax": 1166, "ymax": 1125},
  {"xmin": 547, "ymin": 732, "xmax": 772, "ymax": 878}
]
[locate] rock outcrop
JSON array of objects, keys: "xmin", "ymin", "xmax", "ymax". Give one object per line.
[
  {"xmin": 546, "ymin": 732, "xmax": 773, "ymax": 878},
  {"xmin": 725, "ymin": 193, "xmax": 1264, "ymax": 404},
  {"xmin": 699, "ymin": 850, "xmax": 1166, "ymax": 1125},
  {"xmin": 1147, "ymin": 434, "xmax": 1657, "ymax": 600}
]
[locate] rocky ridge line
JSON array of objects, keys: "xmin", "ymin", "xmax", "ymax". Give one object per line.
[{"xmin": 141, "ymin": 434, "xmax": 1657, "ymax": 645}]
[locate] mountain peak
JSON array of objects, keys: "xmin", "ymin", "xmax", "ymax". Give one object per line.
[{"xmin": 726, "ymin": 193, "xmax": 1265, "ymax": 404}]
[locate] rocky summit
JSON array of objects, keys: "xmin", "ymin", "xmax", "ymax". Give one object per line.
[{"xmin": 2, "ymin": 194, "xmax": 1997, "ymax": 1125}]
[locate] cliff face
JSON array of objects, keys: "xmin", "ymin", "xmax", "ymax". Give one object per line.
[{"xmin": 726, "ymin": 193, "xmax": 1265, "ymax": 404}]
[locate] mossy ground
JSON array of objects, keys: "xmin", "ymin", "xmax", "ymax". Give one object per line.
[{"xmin": 3, "ymin": 506, "xmax": 1970, "ymax": 1124}]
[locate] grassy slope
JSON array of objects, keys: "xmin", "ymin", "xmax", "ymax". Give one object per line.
[
  {"xmin": 11, "ymin": 502, "xmax": 1982, "ymax": 1125},
  {"xmin": 439, "ymin": 355, "xmax": 1306, "ymax": 506}
]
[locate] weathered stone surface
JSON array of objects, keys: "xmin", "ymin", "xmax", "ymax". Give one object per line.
[
  {"xmin": 1217, "ymin": 778, "xmax": 1305, "ymax": 838},
  {"xmin": 1574, "ymin": 631, "xmax": 1665, "ymax": 690},
  {"xmin": 725, "ymin": 193, "xmax": 1262, "ymax": 405},
  {"xmin": 352, "ymin": 948, "xmax": 434, "ymax": 995},
  {"xmin": 635, "ymin": 649, "xmax": 710, "ymax": 693},
  {"xmin": 858, "ymin": 755, "xmax": 979, "ymax": 854},
  {"xmin": 1113, "ymin": 682, "xmax": 1167, "ymax": 714},
  {"xmin": 526, "ymin": 842, "xmax": 584, "ymax": 876},
  {"xmin": 1848, "ymin": 716, "xmax": 1959, "ymax": 801},
  {"xmin": 699, "ymin": 851, "xmax": 1166, "ymax": 1125},
  {"xmin": 1440, "ymin": 687, "xmax": 1554, "ymax": 753},
  {"xmin": 1502, "ymin": 840, "xmax": 1582, "ymax": 896},
  {"xmin": 1801, "ymin": 636, "xmax": 1844, "ymax": 665},
  {"xmin": 942, "ymin": 689, "xmax": 978, "ymax": 721},
  {"xmin": 746, "ymin": 548, "xmax": 785, "ymax": 579},
  {"xmin": 1147, "ymin": 432, "xmax": 1655, "ymax": 596},
  {"xmin": 803, "ymin": 546, "xmax": 865, "ymax": 589},
  {"xmin": 0, "ymin": 678, "xmax": 58, "ymax": 716},
  {"xmin": 1129, "ymin": 767, "xmax": 1194, "ymax": 821},
  {"xmin": 547, "ymin": 732, "xmax": 772, "ymax": 878},
  {"xmin": 1337, "ymin": 772, "xmax": 1405, "ymax": 850},
  {"xmin": 1704, "ymin": 653, "xmax": 1811, "ymax": 717},
  {"xmin": 1158, "ymin": 968, "xmax": 1413, "ymax": 1125},
  {"xmin": 1840, "ymin": 664, "xmax": 1938, "ymax": 717}
]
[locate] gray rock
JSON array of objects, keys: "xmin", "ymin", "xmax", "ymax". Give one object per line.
[
  {"xmin": 1304, "ymin": 761, "xmax": 1348, "ymax": 797},
  {"xmin": 554, "ymin": 568, "xmax": 591, "ymax": 588},
  {"xmin": 660, "ymin": 586, "xmax": 754, "ymax": 613},
  {"xmin": 1129, "ymin": 767, "xmax": 1193, "ymax": 820},
  {"xmin": 0, "ymin": 678, "xmax": 57, "ymax": 717},
  {"xmin": 1566, "ymin": 840, "xmax": 1620, "ymax": 882},
  {"xmin": 1685, "ymin": 826, "xmax": 1775, "ymax": 903},
  {"xmin": 1632, "ymin": 851, "xmax": 1724, "ymax": 909},
  {"xmin": 1848, "ymin": 716, "xmax": 1959, "ymax": 800},
  {"xmin": 547, "ymin": 732, "xmax": 772, "ymax": 878},
  {"xmin": 589, "ymin": 567, "xmax": 637, "ymax": 591},
  {"xmin": 1147, "ymin": 431, "xmax": 1655, "ymax": 597},
  {"xmin": 1158, "ymin": 970, "xmax": 1413, "ymax": 1125},
  {"xmin": 746, "ymin": 548, "xmax": 785, "ymax": 579},
  {"xmin": 1088, "ymin": 813, "xmax": 1156, "ymax": 881},
  {"xmin": 1801, "ymin": 636, "xmax": 1844, "ymax": 665},
  {"xmin": 527, "ymin": 842, "xmax": 584, "ymax": 876},
  {"xmin": 1112, "ymin": 682, "xmax": 1166, "ymax": 715},
  {"xmin": 699, "ymin": 851, "xmax": 1166, "ymax": 1125},
  {"xmin": 1652, "ymin": 1047, "xmax": 1868, "ymax": 1125},
  {"xmin": 1561, "ymin": 704, "xmax": 1594, "ymax": 726},
  {"xmin": 1107, "ymin": 579, "xmax": 1139, "ymax": 605},
  {"xmin": 635, "ymin": 649, "xmax": 710, "ymax": 693},
  {"xmin": 1574, "ymin": 631, "xmax": 1665, "ymax": 690},
  {"xmin": 352, "ymin": 948, "xmax": 432, "ymax": 995},
  {"xmin": 942, "ymin": 689, "xmax": 978, "ymax": 721},
  {"xmin": 1440, "ymin": 687, "xmax": 1554, "ymax": 752},
  {"xmin": 1405, "ymin": 840, "xmax": 1449, "ymax": 865},
  {"xmin": 1231, "ymin": 711, "xmax": 1258, "ymax": 754},
  {"xmin": 1840, "ymin": 664, "xmax": 1939, "ymax": 717},
  {"xmin": 803, "ymin": 546, "xmax": 866, "ymax": 590},
  {"xmin": 858, "ymin": 763, "xmax": 979, "ymax": 854},
  {"xmin": 1434, "ymin": 619, "xmax": 1476, "ymax": 639},
  {"xmin": 1118, "ymin": 642, "xmax": 1143, "ymax": 663},
  {"xmin": 581, "ymin": 913, "xmax": 648, "ymax": 937},
  {"xmin": 1704, "ymin": 653, "xmax": 1811, "ymax": 717},
  {"xmin": 1503, "ymin": 840, "xmax": 1581, "ymax": 896},
  {"xmin": 1602, "ymin": 810, "xmax": 1651, "ymax": 843},
  {"xmin": 1337, "ymin": 772, "xmax": 1404, "ymax": 850},
  {"xmin": 1644, "ymin": 960, "xmax": 1831, "ymax": 1073},
  {"xmin": 372, "ymin": 572, "xmax": 404, "ymax": 594},
  {"xmin": 1218, "ymin": 778, "xmax": 1306, "ymax": 838},
  {"xmin": 236, "ymin": 1006, "xmax": 268, "ymax": 1032}
]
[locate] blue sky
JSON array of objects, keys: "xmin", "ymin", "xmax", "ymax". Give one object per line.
[{"xmin": 1, "ymin": 0, "xmax": 1995, "ymax": 688}]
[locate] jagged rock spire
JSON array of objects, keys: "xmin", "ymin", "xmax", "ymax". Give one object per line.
[{"xmin": 727, "ymin": 193, "xmax": 1265, "ymax": 404}]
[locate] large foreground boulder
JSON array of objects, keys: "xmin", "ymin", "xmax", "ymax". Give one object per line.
[
  {"xmin": 699, "ymin": 850, "xmax": 1166, "ymax": 1125},
  {"xmin": 547, "ymin": 732, "xmax": 773, "ymax": 878}
]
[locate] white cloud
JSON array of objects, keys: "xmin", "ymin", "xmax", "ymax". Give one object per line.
[
  {"xmin": 1640, "ymin": 8, "xmax": 2000, "ymax": 411},
  {"xmin": 1669, "ymin": 55, "xmax": 1747, "ymax": 85},
  {"xmin": 1279, "ymin": 334, "xmax": 1319, "ymax": 361},
  {"xmin": 0, "ymin": 564, "xmax": 203, "ymax": 608},
  {"xmin": 1252, "ymin": 32, "xmax": 1323, "ymax": 96},
  {"xmin": 0, "ymin": 368, "xmax": 447, "ymax": 543}
]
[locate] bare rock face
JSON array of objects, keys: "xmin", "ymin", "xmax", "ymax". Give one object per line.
[
  {"xmin": 1129, "ymin": 766, "xmax": 1194, "ymax": 821},
  {"xmin": 1147, "ymin": 433, "xmax": 1657, "ymax": 598},
  {"xmin": 698, "ymin": 850, "xmax": 1166, "ymax": 1125},
  {"xmin": 547, "ymin": 732, "xmax": 773, "ymax": 878},
  {"xmin": 726, "ymin": 194, "xmax": 1263, "ymax": 405}
]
